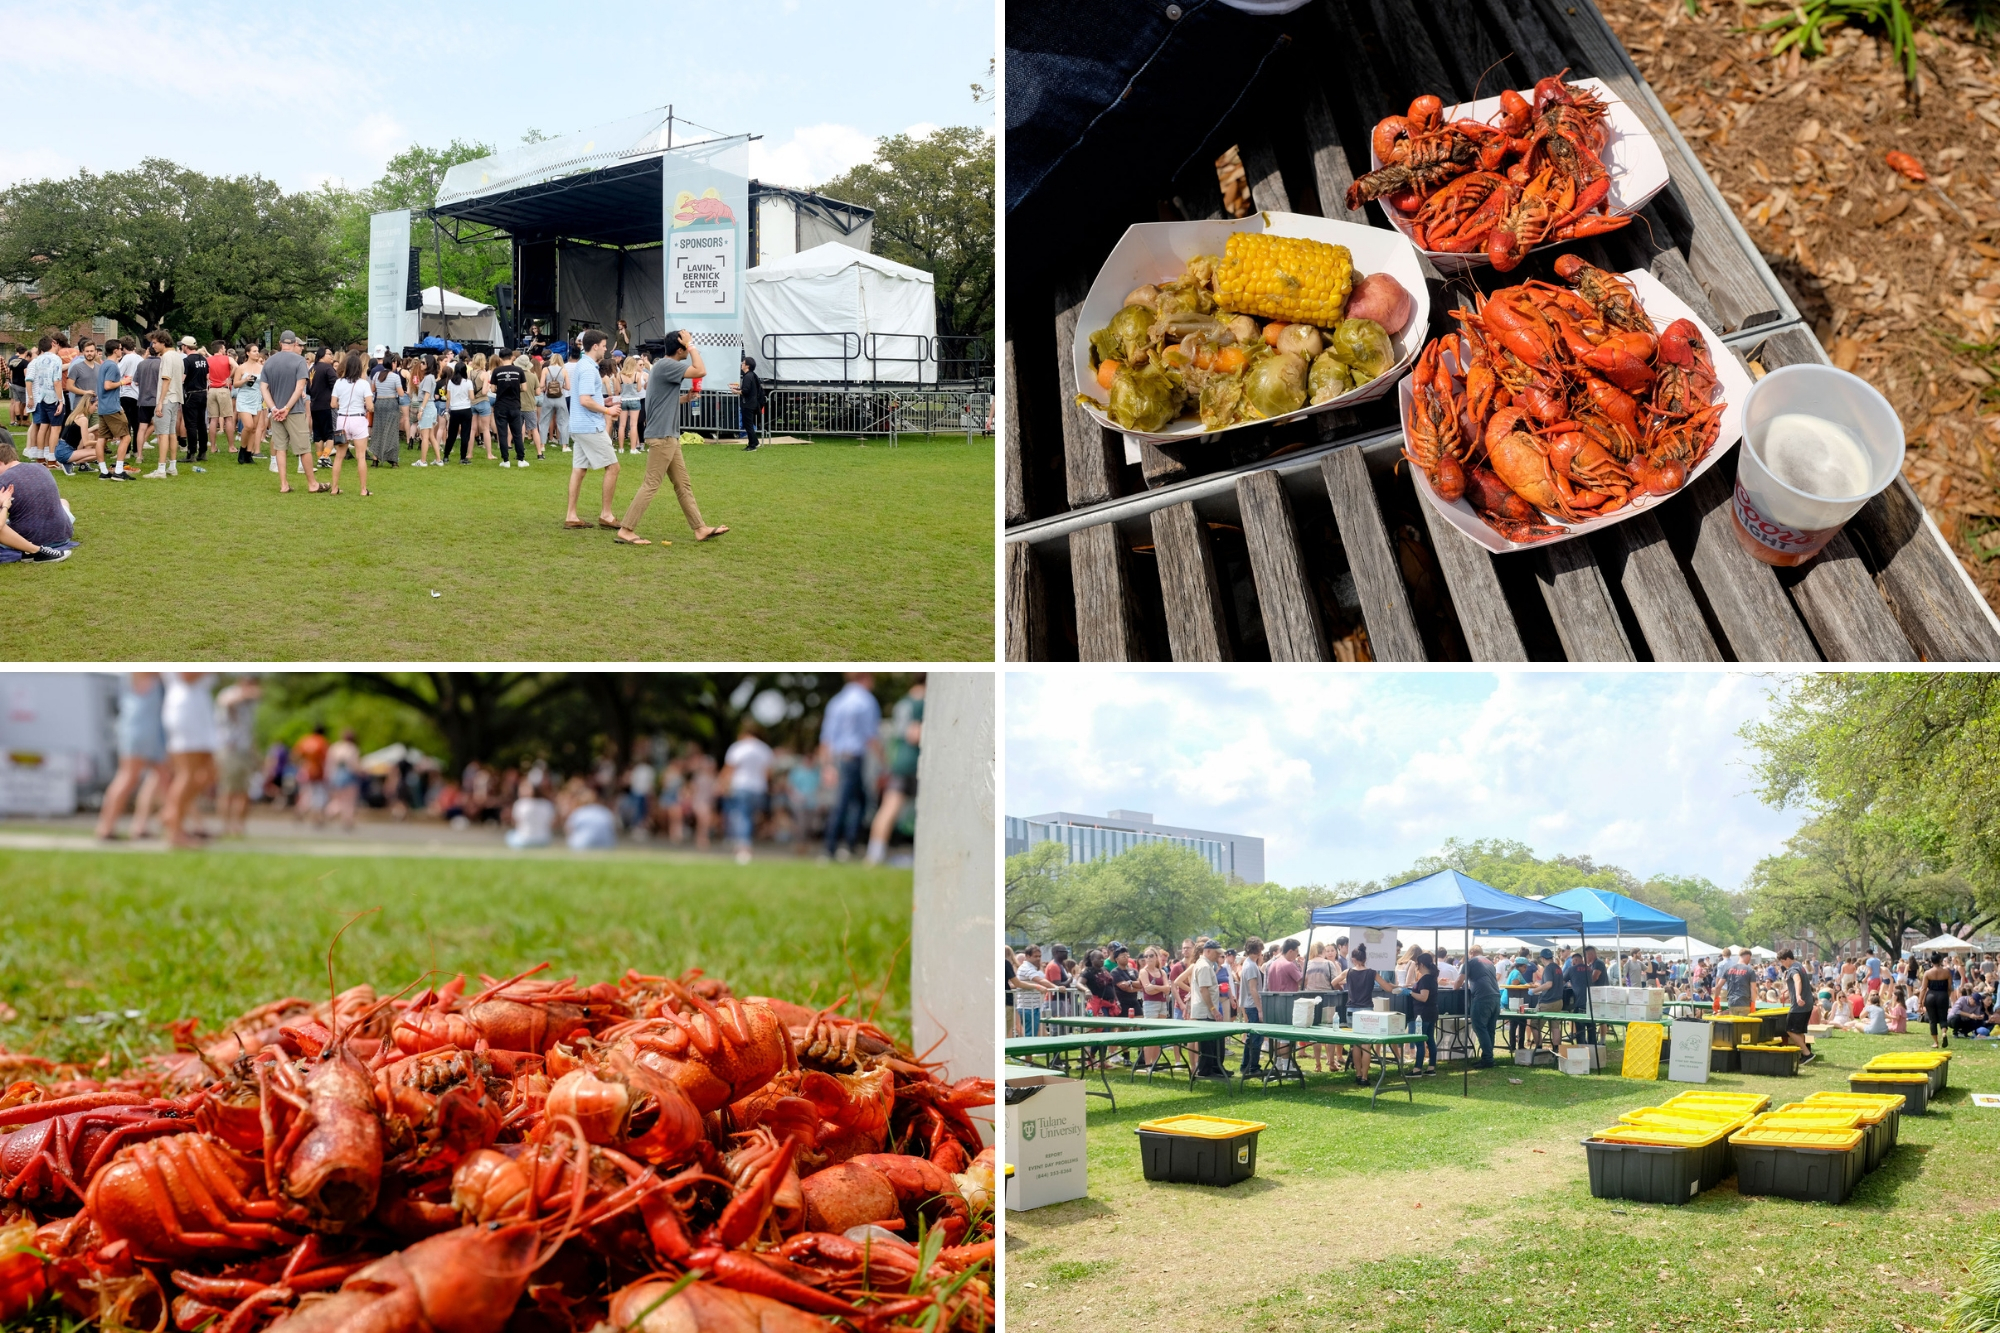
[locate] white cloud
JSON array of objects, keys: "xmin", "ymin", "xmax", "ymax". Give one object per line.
[
  {"xmin": 748, "ymin": 124, "xmax": 881, "ymax": 188},
  {"xmin": 1006, "ymin": 671, "xmax": 1804, "ymax": 892}
]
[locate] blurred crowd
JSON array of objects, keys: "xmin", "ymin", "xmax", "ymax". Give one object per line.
[{"xmin": 93, "ymin": 672, "xmax": 927, "ymax": 864}]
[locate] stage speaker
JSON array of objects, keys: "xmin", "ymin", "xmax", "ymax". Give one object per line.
[
  {"xmin": 405, "ymin": 248, "xmax": 422, "ymax": 311},
  {"xmin": 519, "ymin": 242, "xmax": 557, "ymax": 311},
  {"xmin": 493, "ymin": 284, "xmax": 515, "ymax": 347}
]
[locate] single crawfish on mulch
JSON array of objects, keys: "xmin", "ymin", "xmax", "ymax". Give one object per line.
[
  {"xmin": 0, "ymin": 962, "xmax": 994, "ymax": 1332},
  {"xmin": 1403, "ymin": 256, "xmax": 1725, "ymax": 543}
]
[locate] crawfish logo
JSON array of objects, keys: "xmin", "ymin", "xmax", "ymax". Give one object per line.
[{"xmin": 672, "ymin": 187, "xmax": 736, "ymax": 228}]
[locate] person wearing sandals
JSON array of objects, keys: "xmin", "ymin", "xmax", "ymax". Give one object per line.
[
  {"xmin": 614, "ymin": 329, "xmax": 728, "ymax": 546},
  {"xmin": 413, "ymin": 356, "xmax": 442, "ymax": 465},
  {"xmin": 563, "ymin": 329, "xmax": 622, "ymax": 530},
  {"xmin": 329, "ymin": 353, "xmax": 373, "ymax": 496}
]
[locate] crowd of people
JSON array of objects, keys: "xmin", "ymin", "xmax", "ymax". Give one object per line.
[
  {"xmin": 1, "ymin": 318, "xmax": 770, "ymax": 560},
  {"xmin": 90, "ymin": 672, "xmax": 924, "ymax": 866},
  {"xmin": 1008, "ymin": 932, "xmax": 2000, "ymax": 1074}
]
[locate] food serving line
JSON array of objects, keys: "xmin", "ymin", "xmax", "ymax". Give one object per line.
[{"xmin": 1005, "ymin": 0, "xmax": 2000, "ymax": 663}]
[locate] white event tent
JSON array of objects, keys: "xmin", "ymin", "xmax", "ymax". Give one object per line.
[{"xmin": 742, "ymin": 243, "xmax": 937, "ymax": 383}]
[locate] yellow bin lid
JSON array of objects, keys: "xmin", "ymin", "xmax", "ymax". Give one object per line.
[
  {"xmin": 1851, "ymin": 1070, "xmax": 1929, "ymax": 1084},
  {"xmin": 1867, "ymin": 1053, "xmax": 1948, "ymax": 1068},
  {"xmin": 1136, "ymin": 1114, "xmax": 1269, "ymax": 1138},
  {"xmin": 1617, "ymin": 1111, "xmax": 1744, "ymax": 1134},
  {"xmin": 1731, "ymin": 1126, "xmax": 1864, "ymax": 1150},
  {"xmin": 1802, "ymin": 1092, "xmax": 1902, "ymax": 1114},
  {"xmin": 1750, "ymin": 1110, "xmax": 1862, "ymax": 1130},
  {"xmin": 1592, "ymin": 1124, "xmax": 1731, "ymax": 1148},
  {"xmin": 1665, "ymin": 1091, "xmax": 1770, "ymax": 1112}
]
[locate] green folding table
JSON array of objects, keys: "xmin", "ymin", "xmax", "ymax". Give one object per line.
[
  {"xmin": 1238, "ymin": 1023, "xmax": 1425, "ymax": 1106},
  {"xmin": 1003, "ymin": 1024, "xmax": 1218, "ymax": 1109}
]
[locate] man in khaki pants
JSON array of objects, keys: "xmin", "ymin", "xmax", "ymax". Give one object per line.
[
  {"xmin": 261, "ymin": 330, "xmax": 320, "ymax": 494},
  {"xmin": 613, "ymin": 329, "xmax": 729, "ymax": 546}
]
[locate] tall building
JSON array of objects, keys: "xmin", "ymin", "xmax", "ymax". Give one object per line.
[{"xmin": 1005, "ymin": 809, "xmax": 1264, "ymax": 883}]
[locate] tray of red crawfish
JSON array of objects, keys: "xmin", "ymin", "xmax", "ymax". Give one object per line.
[
  {"xmin": 1352, "ymin": 75, "xmax": 1671, "ymax": 275},
  {"xmin": 1398, "ymin": 258, "xmax": 1752, "ymax": 552}
]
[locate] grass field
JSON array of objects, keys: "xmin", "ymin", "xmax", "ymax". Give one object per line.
[
  {"xmin": 1006, "ymin": 1030, "xmax": 1999, "ymax": 1333},
  {"xmin": 0, "ymin": 420, "xmax": 993, "ymax": 660},
  {"xmin": 0, "ymin": 846, "xmax": 914, "ymax": 1068}
]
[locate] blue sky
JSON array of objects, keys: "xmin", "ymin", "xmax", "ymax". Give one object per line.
[
  {"xmin": 2, "ymin": 0, "xmax": 993, "ymax": 194},
  {"xmin": 1006, "ymin": 671, "xmax": 1808, "ymax": 893}
]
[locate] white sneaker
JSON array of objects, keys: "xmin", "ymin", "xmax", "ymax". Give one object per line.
[
  {"xmin": 166, "ymin": 464, "xmax": 177, "ymax": 476},
  {"xmin": 499, "ymin": 460, "xmax": 510, "ymax": 468},
  {"xmin": 144, "ymin": 468, "xmax": 167, "ymax": 479},
  {"xmin": 518, "ymin": 461, "xmax": 529, "ymax": 468}
]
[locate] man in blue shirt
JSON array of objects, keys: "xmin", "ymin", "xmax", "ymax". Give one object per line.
[
  {"xmin": 564, "ymin": 329, "xmax": 621, "ymax": 530},
  {"xmin": 818, "ymin": 674, "xmax": 882, "ymax": 861}
]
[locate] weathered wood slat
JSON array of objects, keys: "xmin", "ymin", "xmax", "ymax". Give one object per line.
[
  {"xmin": 1471, "ymin": 0, "xmax": 1569, "ymax": 77},
  {"xmin": 1319, "ymin": 0, "xmax": 1404, "ymax": 124},
  {"xmin": 1783, "ymin": 529, "xmax": 1916, "ymax": 661},
  {"xmin": 1241, "ymin": 136, "xmax": 1292, "ymax": 213},
  {"xmin": 1320, "ymin": 450, "xmax": 1426, "ymax": 660},
  {"xmin": 1595, "ymin": 515, "xmax": 1722, "ymax": 661},
  {"xmin": 1647, "ymin": 246, "xmax": 1723, "ymax": 333},
  {"xmin": 1412, "ymin": 481, "xmax": 1529, "ymax": 660},
  {"xmin": 1552, "ymin": 1, "xmax": 1782, "ymax": 331},
  {"xmin": 1069, "ymin": 523, "xmax": 1145, "ymax": 662},
  {"xmin": 1675, "ymin": 466, "xmax": 1823, "ymax": 660},
  {"xmin": 1005, "ymin": 541, "xmax": 1048, "ymax": 662},
  {"xmin": 1053, "ymin": 268, "xmax": 1124, "ymax": 508},
  {"xmin": 1302, "ymin": 86, "xmax": 1366, "ymax": 224},
  {"xmin": 1421, "ymin": 0, "xmax": 1514, "ymax": 101},
  {"xmin": 1360, "ymin": 0, "xmax": 1458, "ymax": 101},
  {"xmin": 1004, "ymin": 336, "xmax": 1028, "ymax": 527},
  {"xmin": 1534, "ymin": 540, "xmax": 1636, "ymax": 661},
  {"xmin": 1850, "ymin": 478, "xmax": 2000, "ymax": 661},
  {"xmin": 1138, "ymin": 438, "xmax": 1191, "ymax": 489},
  {"xmin": 1236, "ymin": 470, "xmax": 1329, "ymax": 660},
  {"xmin": 1151, "ymin": 501, "xmax": 1236, "ymax": 661}
]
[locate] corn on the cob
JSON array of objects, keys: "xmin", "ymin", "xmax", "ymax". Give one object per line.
[{"xmin": 1215, "ymin": 233, "xmax": 1353, "ymax": 326}]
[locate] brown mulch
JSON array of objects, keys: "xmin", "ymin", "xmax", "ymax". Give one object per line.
[{"xmin": 1598, "ymin": 0, "xmax": 2000, "ymax": 604}]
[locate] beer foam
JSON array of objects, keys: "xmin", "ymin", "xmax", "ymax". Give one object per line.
[{"xmin": 1758, "ymin": 412, "xmax": 1873, "ymax": 499}]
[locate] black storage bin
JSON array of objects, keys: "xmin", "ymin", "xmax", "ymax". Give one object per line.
[
  {"xmin": 1136, "ymin": 1116, "xmax": 1263, "ymax": 1187},
  {"xmin": 1736, "ymin": 1046, "xmax": 1801, "ymax": 1077},
  {"xmin": 1260, "ymin": 992, "xmax": 1305, "ymax": 1026},
  {"xmin": 1850, "ymin": 1075, "xmax": 1930, "ymax": 1115},
  {"xmin": 1581, "ymin": 1137, "xmax": 1722, "ymax": 1205},
  {"xmin": 1710, "ymin": 1048, "xmax": 1739, "ymax": 1073},
  {"xmin": 1733, "ymin": 1141, "xmax": 1864, "ymax": 1204}
]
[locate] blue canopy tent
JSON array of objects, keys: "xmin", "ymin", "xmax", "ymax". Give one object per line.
[
  {"xmin": 1539, "ymin": 888, "xmax": 1690, "ymax": 980},
  {"xmin": 1310, "ymin": 870, "xmax": 1586, "ymax": 1093}
]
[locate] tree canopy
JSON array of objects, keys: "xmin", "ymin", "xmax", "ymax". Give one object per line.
[
  {"xmin": 820, "ymin": 127, "xmax": 994, "ymax": 346},
  {"xmin": 1739, "ymin": 672, "xmax": 2000, "ymax": 955}
]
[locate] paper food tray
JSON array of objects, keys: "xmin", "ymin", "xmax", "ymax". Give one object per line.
[
  {"xmin": 1367, "ymin": 77, "xmax": 1671, "ymax": 276},
  {"xmin": 1070, "ymin": 210, "xmax": 1431, "ymax": 447},
  {"xmin": 1399, "ymin": 267, "xmax": 1751, "ymax": 555}
]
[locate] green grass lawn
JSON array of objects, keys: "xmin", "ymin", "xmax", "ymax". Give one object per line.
[
  {"xmin": 0, "ymin": 846, "xmax": 914, "ymax": 1068},
  {"xmin": 0, "ymin": 422, "xmax": 993, "ymax": 660},
  {"xmin": 1006, "ymin": 1030, "xmax": 1999, "ymax": 1333}
]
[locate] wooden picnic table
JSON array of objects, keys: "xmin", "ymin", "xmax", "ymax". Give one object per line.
[{"xmin": 1005, "ymin": 0, "xmax": 2000, "ymax": 662}]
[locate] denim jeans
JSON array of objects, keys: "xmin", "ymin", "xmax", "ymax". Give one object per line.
[
  {"xmin": 1008, "ymin": 0, "xmax": 1298, "ymax": 229},
  {"xmin": 1019, "ymin": 1005, "xmax": 1042, "ymax": 1037},
  {"xmin": 824, "ymin": 755, "xmax": 867, "ymax": 855},
  {"xmin": 1470, "ymin": 996, "xmax": 1499, "ymax": 1064},
  {"xmin": 726, "ymin": 790, "xmax": 765, "ymax": 844},
  {"xmin": 1240, "ymin": 1004, "xmax": 1262, "ymax": 1073}
]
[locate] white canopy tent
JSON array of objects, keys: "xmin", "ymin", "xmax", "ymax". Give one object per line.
[
  {"xmin": 1655, "ymin": 934, "xmax": 1728, "ymax": 958},
  {"xmin": 741, "ymin": 243, "xmax": 937, "ymax": 383},
  {"xmin": 1911, "ymin": 932, "xmax": 1977, "ymax": 953},
  {"xmin": 1750, "ymin": 946, "xmax": 1778, "ymax": 959},
  {"xmin": 418, "ymin": 286, "xmax": 504, "ymax": 347}
]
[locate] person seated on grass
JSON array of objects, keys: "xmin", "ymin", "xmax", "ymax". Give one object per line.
[
  {"xmin": 506, "ymin": 779, "xmax": 557, "ymax": 849},
  {"xmin": 0, "ymin": 440, "xmax": 74, "ymax": 563},
  {"xmin": 1949, "ymin": 989, "xmax": 1991, "ymax": 1039},
  {"xmin": 1887, "ymin": 984, "xmax": 1909, "ymax": 1034},
  {"xmin": 50, "ymin": 402, "xmax": 105, "ymax": 475},
  {"xmin": 564, "ymin": 784, "xmax": 617, "ymax": 850},
  {"xmin": 1859, "ymin": 992, "xmax": 1890, "ymax": 1035}
]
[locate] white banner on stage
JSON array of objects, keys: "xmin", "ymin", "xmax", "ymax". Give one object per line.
[
  {"xmin": 368, "ymin": 210, "xmax": 419, "ymax": 353},
  {"xmin": 661, "ymin": 136, "xmax": 750, "ymax": 372}
]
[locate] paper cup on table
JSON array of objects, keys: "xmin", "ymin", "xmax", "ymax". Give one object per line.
[{"xmin": 1729, "ymin": 364, "xmax": 1905, "ymax": 566}]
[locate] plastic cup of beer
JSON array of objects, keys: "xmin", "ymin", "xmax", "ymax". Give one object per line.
[{"xmin": 1729, "ymin": 363, "xmax": 1905, "ymax": 566}]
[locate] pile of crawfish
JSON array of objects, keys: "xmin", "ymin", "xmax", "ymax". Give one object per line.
[
  {"xmin": 1403, "ymin": 255, "xmax": 1725, "ymax": 543},
  {"xmin": 1347, "ymin": 74, "xmax": 1632, "ymax": 271},
  {"xmin": 0, "ymin": 965, "xmax": 994, "ymax": 1332}
]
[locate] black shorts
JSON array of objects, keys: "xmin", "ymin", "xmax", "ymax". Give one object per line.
[
  {"xmin": 133, "ymin": 403, "xmax": 153, "ymax": 426},
  {"xmin": 887, "ymin": 772, "xmax": 917, "ymax": 797},
  {"xmin": 1787, "ymin": 1006, "xmax": 1811, "ymax": 1034},
  {"xmin": 311, "ymin": 406, "xmax": 336, "ymax": 443}
]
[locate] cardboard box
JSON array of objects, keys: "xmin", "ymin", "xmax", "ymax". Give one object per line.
[
  {"xmin": 1561, "ymin": 1043, "xmax": 1608, "ymax": 1072},
  {"xmin": 1349, "ymin": 1009, "xmax": 1407, "ymax": 1036},
  {"xmin": 1005, "ymin": 1071, "xmax": 1088, "ymax": 1211},
  {"xmin": 1515, "ymin": 1047, "xmax": 1553, "ymax": 1067},
  {"xmin": 1591, "ymin": 986, "xmax": 1630, "ymax": 1007}
]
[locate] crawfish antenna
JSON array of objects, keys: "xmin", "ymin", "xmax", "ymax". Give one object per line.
[
  {"xmin": 1470, "ymin": 52, "xmax": 1515, "ymax": 105},
  {"xmin": 325, "ymin": 907, "xmax": 383, "ymax": 1046}
]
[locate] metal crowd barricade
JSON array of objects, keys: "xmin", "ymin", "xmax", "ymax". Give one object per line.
[
  {"xmin": 865, "ymin": 333, "xmax": 931, "ymax": 384},
  {"xmin": 677, "ymin": 388, "xmax": 989, "ymax": 439},
  {"xmin": 934, "ymin": 335, "xmax": 994, "ymax": 386},
  {"xmin": 760, "ymin": 333, "xmax": 863, "ymax": 385}
]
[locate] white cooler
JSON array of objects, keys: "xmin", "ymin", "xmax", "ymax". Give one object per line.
[{"xmin": 1349, "ymin": 1009, "xmax": 1407, "ymax": 1036}]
